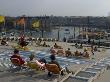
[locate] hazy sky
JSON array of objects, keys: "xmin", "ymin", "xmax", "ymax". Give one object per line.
[{"xmin": 0, "ymin": 0, "xmax": 110, "ymax": 16}]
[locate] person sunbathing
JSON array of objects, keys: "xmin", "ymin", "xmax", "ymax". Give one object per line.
[
  {"xmin": 79, "ymin": 52, "xmax": 83, "ymax": 56},
  {"xmin": 48, "ymin": 55, "xmax": 71, "ymax": 76},
  {"xmin": 28, "ymin": 54, "xmax": 45, "ymax": 68},
  {"xmin": 50, "ymin": 47, "xmax": 57, "ymax": 55},
  {"xmin": 94, "ymin": 46, "xmax": 98, "ymax": 51},
  {"xmin": 1, "ymin": 39, "xmax": 8, "ymax": 46},
  {"xmin": 10, "ymin": 49, "xmax": 25, "ymax": 65},
  {"xmin": 48, "ymin": 55, "xmax": 63, "ymax": 76},
  {"xmin": 19, "ymin": 35, "xmax": 27, "ymax": 47},
  {"xmin": 65, "ymin": 48, "xmax": 72, "ymax": 57},
  {"xmin": 36, "ymin": 40, "xmax": 41, "ymax": 46},
  {"xmin": 42, "ymin": 42, "xmax": 47, "ymax": 47},
  {"xmin": 74, "ymin": 50, "xmax": 80, "ymax": 56},
  {"xmin": 75, "ymin": 43, "xmax": 78, "ymax": 48},
  {"xmin": 57, "ymin": 49, "xmax": 65, "ymax": 56},
  {"xmin": 84, "ymin": 48, "xmax": 88, "ymax": 52},
  {"xmin": 54, "ymin": 43, "xmax": 62, "ymax": 49},
  {"xmin": 42, "ymin": 42, "xmax": 50, "ymax": 47},
  {"xmin": 38, "ymin": 37, "xmax": 42, "ymax": 43},
  {"xmin": 83, "ymin": 51, "xmax": 90, "ymax": 58},
  {"xmin": 79, "ymin": 43, "xmax": 83, "ymax": 49}
]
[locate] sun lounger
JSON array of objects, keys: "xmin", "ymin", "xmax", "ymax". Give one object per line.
[
  {"xmin": 45, "ymin": 63, "xmax": 72, "ymax": 82},
  {"xmin": 45, "ymin": 64, "xmax": 69, "ymax": 76},
  {"xmin": 10, "ymin": 58, "xmax": 27, "ymax": 72},
  {"xmin": 26, "ymin": 62, "xmax": 39, "ymax": 71},
  {"xmin": 10, "ymin": 58, "xmax": 22, "ymax": 66},
  {"xmin": 45, "ymin": 64, "xmax": 61, "ymax": 74}
]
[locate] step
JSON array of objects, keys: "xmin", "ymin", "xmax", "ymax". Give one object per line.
[
  {"xmin": 84, "ymin": 67, "xmax": 104, "ymax": 73},
  {"xmin": 91, "ymin": 65, "xmax": 106, "ymax": 69},
  {"xmin": 64, "ymin": 76, "xmax": 93, "ymax": 82},
  {"xmin": 75, "ymin": 71, "xmax": 98, "ymax": 79}
]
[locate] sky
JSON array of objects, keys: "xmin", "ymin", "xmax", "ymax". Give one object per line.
[{"xmin": 0, "ymin": 0, "xmax": 110, "ymax": 16}]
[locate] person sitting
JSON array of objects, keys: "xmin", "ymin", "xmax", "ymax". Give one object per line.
[
  {"xmin": 65, "ymin": 48, "xmax": 72, "ymax": 57},
  {"xmin": 36, "ymin": 40, "xmax": 41, "ymax": 46},
  {"xmin": 74, "ymin": 50, "xmax": 80, "ymax": 56},
  {"xmin": 54, "ymin": 43, "xmax": 59, "ymax": 48},
  {"xmin": 38, "ymin": 37, "xmax": 42, "ymax": 43},
  {"xmin": 79, "ymin": 43, "xmax": 83, "ymax": 49},
  {"xmin": 63, "ymin": 37, "xmax": 66, "ymax": 42},
  {"xmin": 57, "ymin": 49, "xmax": 65, "ymax": 56},
  {"xmin": 1, "ymin": 39, "xmax": 8, "ymax": 46},
  {"xmin": 79, "ymin": 52, "xmax": 83, "ymax": 56},
  {"xmin": 94, "ymin": 46, "xmax": 98, "ymax": 51},
  {"xmin": 50, "ymin": 47, "xmax": 57, "ymax": 55},
  {"xmin": 48, "ymin": 55, "xmax": 63, "ymax": 76},
  {"xmin": 42, "ymin": 42, "xmax": 50, "ymax": 47},
  {"xmin": 42, "ymin": 42, "xmax": 47, "ymax": 47},
  {"xmin": 19, "ymin": 35, "xmax": 27, "ymax": 47},
  {"xmin": 10, "ymin": 49, "xmax": 25, "ymax": 65},
  {"xmin": 75, "ymin": 43, "xmax": 79, "ymax": 48},
  {"xmin": 84, "ymin": 48, "xmax": 88, "ymax": 52},
  {"xmin": 83, "ymin": 51, "xmax": 90, "ymax": 58},
  {"xmin": 28, "ymin": 54, "xmax": 45, "ymax": 68},
  {"xmin": 88, "ymin": 38, "xmax": 91, "ymax": 44},
  {"xmin": 54, "ymin": 43, "xmax": 62, "ymax": 49}
]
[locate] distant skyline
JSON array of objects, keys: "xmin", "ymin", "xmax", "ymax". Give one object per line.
[{"xmin": 0, "ymin": 0, "xmax": 110, "ymax": 16}]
